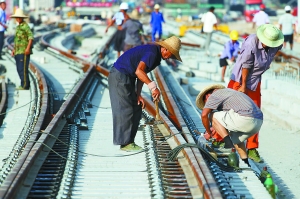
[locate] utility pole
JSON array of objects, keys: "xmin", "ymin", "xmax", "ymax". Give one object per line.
[{"xmin": 19, "ymin": 0, "xmax": 23, "ymax": 9}]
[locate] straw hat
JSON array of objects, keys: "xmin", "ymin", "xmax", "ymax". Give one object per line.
[
  {"xmin": 195, "ymin": 84, "xmax": 225, "ymax": 110},
  {"xmin": 156, "ymin": 36, "xmax": 182, "ymax": 62},
  {"xmin": 11, "ymin": 8, "xmax": 28, "ymax": 18},
  {"xmin": 154, "ymin": 4, "xmax": 160, "ymax": 9},
  {"xmin": 256, "ymin": 24, "xmax": 283, "ymax": 47}
]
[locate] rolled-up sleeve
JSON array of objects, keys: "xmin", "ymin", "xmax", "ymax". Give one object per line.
[{"xmin": 240, "ymin": 47, "xmax": 254, "ymax": 69}]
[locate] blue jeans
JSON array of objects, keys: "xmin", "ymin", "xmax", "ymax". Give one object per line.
[{"xmin": 15, "ymin": 54, "xmax": 30, "ymax": 89}]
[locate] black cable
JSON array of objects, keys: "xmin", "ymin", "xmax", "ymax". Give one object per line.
[{"xmin": 167, "ymin": 143, "xmax": 254, "ymax": 172}]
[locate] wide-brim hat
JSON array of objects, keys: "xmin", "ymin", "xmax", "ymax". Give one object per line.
[
  {"xmin": 195, "ymin": 84, "xmax": 225, "ymax": 110},
  {"xmin": 11, "ymin": 8, "xmax": 28, "ymax": 18},
  {"xmin": 257, "ymin": 24, "xmax": 284, "ymax": 47},
  {"xmin": 156, "ymin": 36, "xmax": 182, "ymax": 62}
]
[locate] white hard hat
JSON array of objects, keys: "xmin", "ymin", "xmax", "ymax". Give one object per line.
[
  {"xmin": 119, "ymin": 2, "xmax": 128, "ymax": 10},
  {"xmin": 285, "ymin": 5, "xmax": 291, "ymax": 11},
  {"xmin": 0, "ymin": 0, "xmax": 6, "ymax": 3}
]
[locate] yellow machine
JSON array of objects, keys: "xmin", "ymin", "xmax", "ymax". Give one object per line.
[{"xmin": 179, "ymin": 23, "xmax": 230, "ymax": 37}]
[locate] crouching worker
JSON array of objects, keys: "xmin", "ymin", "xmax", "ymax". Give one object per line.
[{"xmin": 195, "ymin": 84, "xmax": 263, "ymax": 166}]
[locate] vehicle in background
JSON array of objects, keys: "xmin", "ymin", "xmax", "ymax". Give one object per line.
[
  {"xmin": 264, "ymin": 7, "xmax": 277, "ymax": 16},
  {"xmin": 230, "ymin": 0, "xmax": 262, "ymax": 22},
  {"xmin": 292, "ymin": 7, "xmax": 297, "ymax": 16},
  {"xmin": 244, "ymin": 0, "xmax": 262, "ymax": 22}
]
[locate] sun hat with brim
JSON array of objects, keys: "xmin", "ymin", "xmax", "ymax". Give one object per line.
[
  {"xmin": 256, "ymin": 24, "xmax": 284, "ymax": 47},
  {"xmin": 156, "ymin": 36, "xmax": 182, "ymax": 62},
  {"xmin": 11, "ymin": 8, "xmax": 28, "ymax": 18},
  {"xmin": 196, "ymin": 84, "xmax": 225, "ymax": 110}
]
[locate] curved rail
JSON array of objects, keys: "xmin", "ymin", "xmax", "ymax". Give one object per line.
[
  {"xmin": 39, "ymin": 30, "xmax": 111, "ymax": 77},
  {"xmin": 0, "ymin": 25, "xmax": 266, "ymax": 199},
  {"xmin": 0, "ymin": 38, "xmax": 49, "ymax": 198}
]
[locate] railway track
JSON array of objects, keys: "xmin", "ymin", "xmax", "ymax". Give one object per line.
[{"xmin": 0, "ymin": 22, "xmax": 282, "ymax": 199}]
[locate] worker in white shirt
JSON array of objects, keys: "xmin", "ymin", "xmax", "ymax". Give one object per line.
[
  {"xmin": 201, "ymin": 6, "xmax": 217, "ymax": 55},
  {"xmin": 252, "ymin": 4, "xmax": 269, "ymax": 29},
  {"xmin": 0, "ymin": 0, "xmax": 7, "ymax": 60},
  {"xmin": 278, "ymin": 5, "xmax": 296, "ymax": 50}
]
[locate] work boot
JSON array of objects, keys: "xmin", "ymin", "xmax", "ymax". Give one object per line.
[
  {"xmin": 248, "ymin": 149, "xmax": 263, "ymax": 163},
  {"xmin": 16, "ymin": 86, "xmax": 25, "ymax": 90},
  {"xmin": 120, "ymin": 143, "xmax": 143, "ymax": 152}
]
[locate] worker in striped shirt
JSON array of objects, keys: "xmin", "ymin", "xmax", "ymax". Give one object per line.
[{"xmin": 196, "ymin": 84, "xmax": 263, "ymax": 166}]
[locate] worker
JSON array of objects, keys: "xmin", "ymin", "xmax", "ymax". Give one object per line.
[
  {"xmin": 108, "ymin": 36, "xmax": 182, "ymax": 152},
  {"xmin": 10, "ymin": 8, "xmax": 34, "ymax": 90},
  {"xmin": 196, "ymin": 84, "xmax": 263, "ymax": 166},
  {"xmin": 278, "ymin": 5, "xmax": 296, "ymax": 50},
  {"xmin": 201, "ymin": 6, "xmax": 218, "ymax": 55},
  {"xmin": 219, "ymin": 30, "xmax": 240, "ymax": 82},
  {"xmin": 252, "ymin": 4, "xmax": 269, "ymax": 29},
  {"xmin": 150, "ymin": 4, "xmax": 165, "ymax": 42},
  {"xmin": 0, "ymin": 0, "xmax": 7, "ymax": 60},
  {"xmin": 228, "ymin": 24, "xmax": 283, "ymax": 162},
  {"xmin": 122, "ymin": 17, "xmax": 144, "ymax": 52},
  {"xmin": 105, "ymin": 2, "xmax": 129, "ymax": 57}
]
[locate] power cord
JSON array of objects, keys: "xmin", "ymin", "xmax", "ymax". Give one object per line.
[{"xmin": 167, "ymin": 143, "xmax": 255, "ymax": 173}]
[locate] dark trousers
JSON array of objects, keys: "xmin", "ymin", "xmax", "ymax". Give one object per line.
[
  {"xmin": 15, "ymin": 54, "xmax": 30, "ymax": 89},
  {"xmin": 108, "ymin": 66, "xmax": 142, "ymax": 145},
  {"xmin": 0, "ymin": 31, "xmax": 4, "ymax": 57}
]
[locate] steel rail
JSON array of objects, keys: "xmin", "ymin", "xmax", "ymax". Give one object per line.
[
  {"xmin": 0, "ymin": 63, "xmax": 96, "ymax": 198},
  {"xmin": 0, "ymin": 78, "xmax": 7, "ymax": 127},
  {"xmin": 0, "ymin": 38, "xmax": 49, "ymax": 198},
  {"xmin": 154, "ymin": 66, "xmax": 224, "ymax": 199},
  {"xmin": 40, "ymin": 28, "xmax": 221, "ymax": 198},
  {"xmin": 39, "ymin": 29, "xmax": 111, "ymax": 77},
  {"xmin": 2, "ymin": 27, "xmax": 222, "ymax": 198},
  {"xmin": 42, "ymin": 28, "xmax": 222, "ymax": 198},
  {"xmin": 142, "ymin": 95, "xmax": 222, "ymax": 199}
]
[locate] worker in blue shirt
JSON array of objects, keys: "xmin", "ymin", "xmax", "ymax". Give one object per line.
[
  {"xmin": 219, "ymin": 30, "xmax": 240, "ymax": 82},
  {"xmin": 108, "ymin": 36, "xmax": 182, "ymax": 152},
  {"xmin": 150, "ymin": 4, "xmax": 165, "ymax": 42}
]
